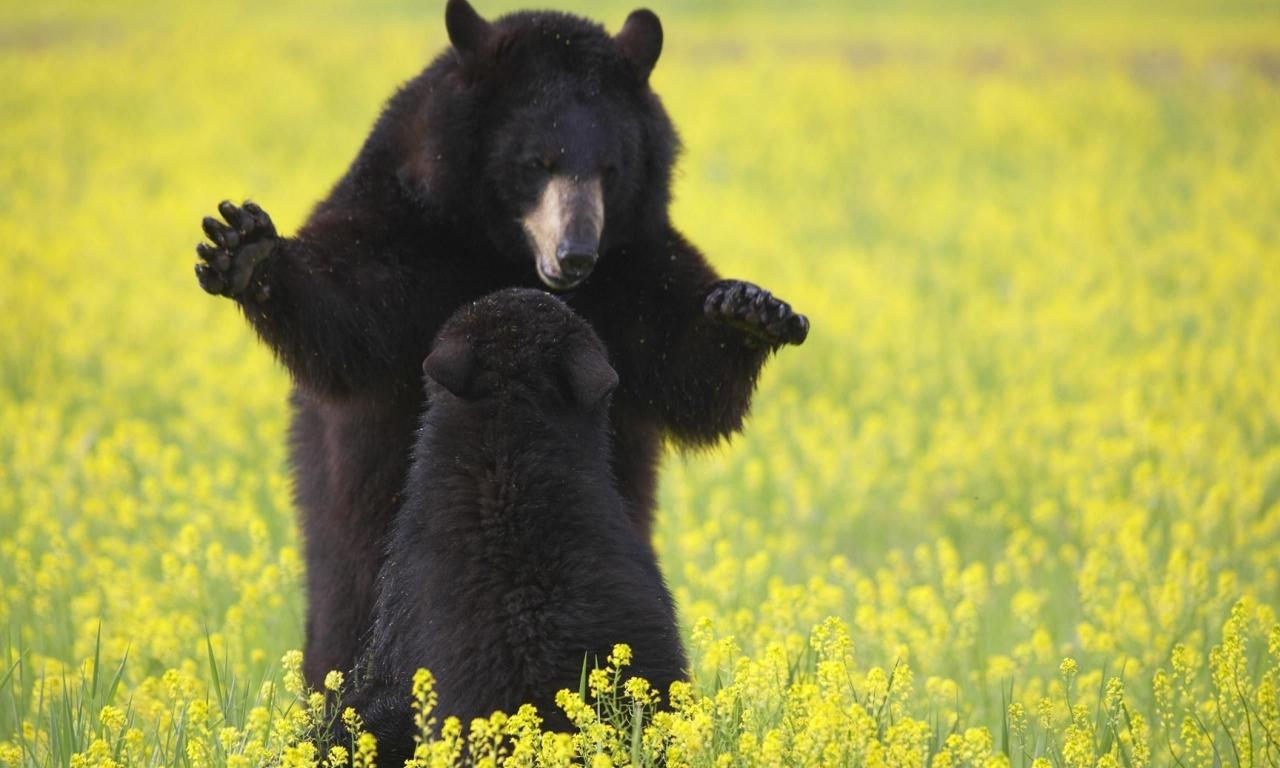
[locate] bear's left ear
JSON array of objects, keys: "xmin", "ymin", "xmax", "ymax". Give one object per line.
[
  {"xmin": 446, "ymin": 0, "xmax": 492, "ymax": 65},
  {"xmin": 563, "ymin": 341, "xmax": 619, "ymax": 410},
  {"xmin": 424, "ymin": 336, "xmax": 477, "ymax": 398},
  {"xmin": 615, "ymin": 9, "xmax": 663, "ymax": 82}
]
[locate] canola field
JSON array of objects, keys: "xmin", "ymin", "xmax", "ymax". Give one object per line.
[{"xmin": 3, "ymin": 1, "xmax": 1280, "ymax": 765}]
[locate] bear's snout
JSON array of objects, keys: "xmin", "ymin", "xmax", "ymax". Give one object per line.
[{"xmin": 523, "ymin": 175, "xmax": 603, "ymax": 290}]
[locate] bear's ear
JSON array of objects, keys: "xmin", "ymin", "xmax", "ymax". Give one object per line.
[
  {"xmin": 445, "ymin": 0, "xmax": 492, "ymax": 64},
  {"xmin": 563, "ymin": 341, "xmax": 619, "ymax": 410},
  {"xmin": 615, "ymin": 9, "xmax": 663, "ymax": 82},
  {"xmin": 423, "ymin": 336, "xmax": 477, "ymax": 398}
]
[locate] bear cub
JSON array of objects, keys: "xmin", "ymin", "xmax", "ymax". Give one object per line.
[{"xmin": 341, "ymin": 288, "xmax": 687, "ymax": 765}]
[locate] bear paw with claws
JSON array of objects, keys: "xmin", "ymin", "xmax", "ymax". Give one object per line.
[
  {"xmin": 704, "ymin": 279, "xmax": 809, "ymax": 347},
  {"xmin": 195, "ymin": 200, "xmax": 279, "ymax": 302}
]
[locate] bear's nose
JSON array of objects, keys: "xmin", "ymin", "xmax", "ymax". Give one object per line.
[{"xmin": 556, "ymin": 242, "xmax": 598, "ymax": 280}]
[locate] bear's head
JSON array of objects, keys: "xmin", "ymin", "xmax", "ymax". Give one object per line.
[
  {"xmin": 422, "ymin": 288, "xmax": 618, "ymax": 425},
  {"xmin": 398, "ymin": 0, "xmax": 676, "ymax": 291}
]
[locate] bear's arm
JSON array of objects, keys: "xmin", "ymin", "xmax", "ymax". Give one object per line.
[
  {"xmin": 583, "ymin": 227, "xmax": 804, "ymax": 446},
  {"xmin": 201, "ymin": 201, "xmax": 439, "ymax": 399}
]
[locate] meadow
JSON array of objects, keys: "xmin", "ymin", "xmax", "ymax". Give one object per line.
[{"xmin": 2, "ymin": 0, "xmax": 1279, "ymax": 765}]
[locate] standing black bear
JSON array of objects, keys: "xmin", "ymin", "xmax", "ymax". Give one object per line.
[
  {"xmin": 195, "ymin": 0, "xmax": 808, "ymax": 686},
  {"xmin": 341, "ymin": 288, "xmax": 687, "ymax": 765}
]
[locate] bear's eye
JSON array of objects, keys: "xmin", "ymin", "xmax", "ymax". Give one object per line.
[
  {"xmin": 526, "ymin": 155, "xmax": 555, "ymax": 173},
  {"xmin": 602, "ymin": 163, "xmax": 619, "ymax": 181}
]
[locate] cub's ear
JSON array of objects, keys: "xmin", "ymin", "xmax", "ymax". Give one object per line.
[
  {"xmin": 423, "ymin": 336, "xmax": 476, "ymax": 398},
  {"xmin": 615, "ymin": 9, "xmax": 663, "ymax": 81},
  {"xmin": 445, "ymin": 0, "xmax": 492, "ymax": 64},
  {"xmin": 563, "ymin": 341, "xmax": 619, "ymax": 410}
]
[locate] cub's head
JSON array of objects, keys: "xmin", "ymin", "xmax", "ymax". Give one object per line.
[
  {"xmin": 400, "ymin": 0, "xmax": 676, "ymax": 290},
  {"xmin": 422, "ymin": 288, "xmax": 618, "ymax": 422}
]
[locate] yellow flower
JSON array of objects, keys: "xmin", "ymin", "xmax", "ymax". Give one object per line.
[
  {"xmin": 342, "ymin": 707, "xmax": 364, "ymax": 733},
  {"xmin": 0, "ymin": 744, "xmax": 23, "ymax": 767},
  {"xmin": 281, "ymin": 650, "xmax": 306, "ymax": 697},
  {"xmin": 588, "ymin": 668, "xmax": 610, "ymax": 698},
  {"xmin": 607, "ymin": 644, "xmax": 632, "ymax": 669},
  {"xmin": 323, "ymin": 670, "xmax": 344, "ymax": 692},
  {"xmin": 1059, "ymin": 657, "xmax": 1078, "ymax": 683},
  {"xmin": 98, "ymin": 704, "xmax": 126, "ymax": 733},
  {"xmin": 353, "ymin": 732, "xmax": 378, "ymax": 768}
]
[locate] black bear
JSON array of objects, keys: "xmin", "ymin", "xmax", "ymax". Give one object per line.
[
  {"xmin": 339, "ymin": 288, "xmax": 687, "ymax": 765},
  {"xmin": 195, "ymin": 0, "xmax": 808, "ymax": 686}
]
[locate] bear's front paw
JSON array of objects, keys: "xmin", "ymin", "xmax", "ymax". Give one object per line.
[
  {"xmin": 704, "ymin": 279, "xmax": 809, "ymax": 347},
  {"xmin": 195, "ymin": 200, "xmax": 279, "ymax": 301}
]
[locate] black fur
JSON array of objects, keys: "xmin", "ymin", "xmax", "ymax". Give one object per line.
[
  {"xmin": 340, "ymin": 288, "xmax": 686, "ymax": 766},
  {"xmin": 194, "ymin": 1, "xmax": 808, "ymax": 685}
]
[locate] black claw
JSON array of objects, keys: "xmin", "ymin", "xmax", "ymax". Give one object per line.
[
  {"xmin": 218, "ymin": 200, "xmax": 243, "ymax": 228},
  {"xmin": 722, "ymin": 283, "xmax": 743, "ymax": 311},
  {"xmin": 195, "ymin": 264, "xmax": 226, "ymax": 295},
  {"xmin": 202, "ymin": 216, "xmax": 231, "ymax": 246},
  {"xmin": 197, "ymin": 241, "xmax": 231, "ymax": 271},
  {"xmin": 789, "ymin": 315, "xmax": 810, "ymax": 344},
  {"xmin": 704, "ymin": 291, "xmax": 725, "ymax": 318},
  {"xmin": 242, "ymin": 201, "xmax": 275, "ymax": 237}
]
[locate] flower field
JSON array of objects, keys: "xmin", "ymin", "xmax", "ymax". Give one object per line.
[{"xmin": 2, "ymin": 0, "xmax": 1279, "ymax": 765}]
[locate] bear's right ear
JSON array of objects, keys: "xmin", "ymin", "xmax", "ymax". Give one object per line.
[
  {"xmin": 563, "ymin": 341, "xmax": 619, "ymax": 411},
  {"xmin": 445, "ymin": 0, "xmax": 492, "ymax": 65},
  {"xmin": 423, "ymin": 336, "xmax": 476, "ymax": 398},
  {"xmin": 615, "ymin": 9, "xmax": 663, "ymax": 82}
]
